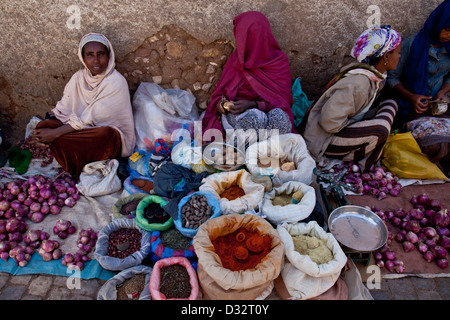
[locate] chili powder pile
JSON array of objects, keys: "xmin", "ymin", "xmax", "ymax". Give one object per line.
[
  {"xmin": 220, "ymin": 185, "xmax": 245, "ymax": 201},
  {"xmin": 212, "ymin": 227, "xmax": 272, "ymax": 271}
]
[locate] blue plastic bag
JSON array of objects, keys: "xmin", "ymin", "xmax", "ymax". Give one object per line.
[{"xmin": 174, "ymin": 191, "xmax": 221, "ymax": 238}]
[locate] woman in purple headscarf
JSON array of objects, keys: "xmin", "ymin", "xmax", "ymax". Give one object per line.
[
  {"xmin": 387, "ymin": 0, "xmax": 450, "ymax": 176},
  {"xmin": 201, "ymin": 11, "xmax": 294, "ymax": 145}
]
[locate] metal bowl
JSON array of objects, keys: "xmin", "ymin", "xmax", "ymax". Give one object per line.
[
  {"xmin": 328, "ymin": 205, "xmax": 388, "ymax": 252},
  {"xmin": 203, "ymin": 142, "xmax": 246, "ymax": 171}
]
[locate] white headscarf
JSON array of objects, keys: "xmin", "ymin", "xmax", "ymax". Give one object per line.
[
  {"xmin": 350, "ymin": 25, "xmax": 402, "ymax": 63},
  {"xmin": 52, "ymin": 33, "xmax": 136, "ymax": 157}
]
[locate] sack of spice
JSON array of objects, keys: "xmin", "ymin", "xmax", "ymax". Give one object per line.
[
  {"xmin": 275, "ymin": 221, "xmax": 347, "ymax": 300},
  {"xmin": 112, "ymin": 193, "xmax": 148, "ymax": 219},
  {"xmin": 199, "ymin": 169, "xmax": 264, "ymax": 215},
  {"xmin": 193, "ymin": 214, "xmax": 284, "ymax": 300},
  {"xmin": 97, "ymin": 265, "xmax": 153, "ymax": 300},
  {"xmin": 135, "ymin": 195, "xmax": 173, "ymax": 232},
  {"xmin": 123, "ymin": 175, "xmax": 154, "ymax": 195},
  {"xmin": 149, "ymin": 257, "xmax": 199, "ymax": 300},
  {"xmin": 261, "ymin": 181, "xmax": 316, "ymax": 225},
  {"xmin": 149, "ymin": 228, "xmax": 196, "ymax": 264},
  {"xmin": 175, "ymin": 191, "xmax": 221, "ymax": 238},
  {"xmin": 246, "ymin": 133, "xmax": 316, "ymax": 187},
  {"xmin": 94, "ymin": 218, "xmax": 152, "ymax": 271}
]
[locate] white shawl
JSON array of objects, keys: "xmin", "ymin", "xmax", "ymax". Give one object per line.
[{"xmin": 52, "ymin": 33, "xmax": 135, "ymax": 157}]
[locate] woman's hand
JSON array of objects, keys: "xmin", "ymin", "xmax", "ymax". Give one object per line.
[
  {"xmin": 31, "ymin": 128, "xmax": 58, "ymax": 145},
  {"xmin": 228, "ymin": 100, "xmax": 257, "ymax": 114},
  {"xmin": 409, "ymin": 94, "xmax": 432, "ymax": 114}
]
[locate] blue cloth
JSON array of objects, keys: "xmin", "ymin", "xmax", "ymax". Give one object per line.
[
  {"xmin": 0, "ymin": 253, "xmax": 116, "ymax": 280},
  {"xmin": 396, "ymin": 0, "xmax": 450, "ymax": 114}
]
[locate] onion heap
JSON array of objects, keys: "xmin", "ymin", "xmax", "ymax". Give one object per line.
[
  {"xmin": 324, "ymin": 162, "xmax": 402, "ymax": 200},
  {"xmin": 0, "ymin": 172, "xmax": 80, "ymax": 267},
  {"xmin": 372, "ymin": 193, "xmax": 449, "ymax": 271},
  {"xmin": 62, "ymin": 228, "xmax": 98, "ymax": 271},
  {"xmin": 18, "ymin": 136, "xmax": 54, "ymax": 167}
]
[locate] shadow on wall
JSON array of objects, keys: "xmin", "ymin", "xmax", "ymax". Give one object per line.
[{"xmin": 117, "ymin": 24, "xmax": 235, "ymax": 111}]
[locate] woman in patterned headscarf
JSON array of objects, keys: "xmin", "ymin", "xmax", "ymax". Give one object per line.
[
  {"xmin": 301, "ymin": 25, "xmax": 402, "ymax": 172},
  {"xmin": 31, "ymin": 33, "xmax": 136, "ymax": 178}
]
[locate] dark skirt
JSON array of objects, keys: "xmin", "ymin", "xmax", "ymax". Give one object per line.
[{"xmin": 36, "ymin": 119, "xmax": 122, "ymax": 178}]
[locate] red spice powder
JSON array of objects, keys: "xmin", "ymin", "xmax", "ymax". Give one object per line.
[
  {"xmin": 212, "ymin": 227, "xmax": 272, "ymax": 271},
  {"xmin": 220, "ymin": 185, "xmax": 245, "ymax": 201}
]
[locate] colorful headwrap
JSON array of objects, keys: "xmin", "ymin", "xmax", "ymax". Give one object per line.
[{"xmin": 351, "ymin": 25, "xmax": 402, "ymax": 63}]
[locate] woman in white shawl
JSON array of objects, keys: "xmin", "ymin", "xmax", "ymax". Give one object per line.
[{"xmin": 32, "ymin": 33, "xmax": 135, "ymax": 178}]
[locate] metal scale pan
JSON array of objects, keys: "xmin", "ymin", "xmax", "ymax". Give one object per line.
[{"xmin": 328, "ymin": 205, "xmax": 388, "ymax": 252}]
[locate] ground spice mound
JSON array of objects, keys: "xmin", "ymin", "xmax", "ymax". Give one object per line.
[
  {"xmin": 220, "ymin": 185, "xmax": 245, "ymax": 201},
  {"xmin": 159, "ymin": 264, "xmax": 191, "ymax": 299},
  {"xmin": 120, "ymin": 200, "xmax": 141, "ymax": 215},
  {"xmin": 212, "ymin": 227, "xmax": 272, "ymax": 271},
  {"xmin": 116, "ymin": 273, "xmax": 146, "ymax": 300},
  {"xmin": 292, "ymin": 234, "xmax": 333, "ymax": 265},
  {"xmin": 160, "ymin": 228, "xmax": 192, "ymax": 251}
]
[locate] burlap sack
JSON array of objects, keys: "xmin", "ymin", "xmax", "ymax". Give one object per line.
[
  {"xmin": 193, "ymin": 214, "xmax": 284, "ymax": 300},
  {"xmin": 199, "ymin": 169, "xmax": 264, "ymax": 215}
]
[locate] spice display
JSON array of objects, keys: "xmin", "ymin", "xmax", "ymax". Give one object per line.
[
  {"xmin": 181, "ymin": 195, "xmax": 213, "ymax": 229},
  {"xmin": 292, "ymin": 234, "xmax": 334, "ymax": 265},
  {"xmin": 272, "ymin": 193, "xmax": 293, "ymax": 206},
  {"xmin": 159, "ymin": 264, "xmax": 192, "ymax": 298},
  {"xmin": 120, "ymin": 200, "xmax": 141, "ymax": 216},
  {"xmin": 107, "ymin": 228, "xmax": 142, "ymax": 258},
  {"xmin": 212, "ymin": 227, "xmax": 272, "ymax": 271},
  {"xmin": 220, "ymin": 185, "xmax": 245, "ymax": 201},
  {"xmin": 280, "ymin": 162, "xmax": 296, "ymax": 172},
  {"xmin": 116, "ymin": 273, "xmax": 146, "ymax": 300},
  {"xmin": 143, "ymin": 201, "xmax": 170, "ymax": 224},
  {"xmin": 160, "ymin": 228, "xmax": 192, "ymax": 251}
]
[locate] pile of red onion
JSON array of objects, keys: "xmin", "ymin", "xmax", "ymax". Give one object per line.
[
  {"xmin": 62, "ymin": 228, "xmax": 98, "ymax": 271},
  {"xmin": 325, "ymin": 162, "xmax": 402, "ymax": 200},
  {"xmin": 18, "ymin": 136, "xmax": 54, "ymax": 167},
  {"xmin": 372, "ymin": 193, "xmax": 449, "ymax": 272},
  {"xmin": 0, "ymin": 172, "xmax": 80, "ymax": 267}
]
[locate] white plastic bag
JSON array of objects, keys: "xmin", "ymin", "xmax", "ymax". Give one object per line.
[
  {"xmin": 76, "ymin": 159, "xmax": 122, "ymax": 197},
  {"xmin": 246, "ymin": 133, "xmax": 316, "ymax": 187},
  {"xmin": 199, "ymin": 169, "xmax": 265, "ymax": 215},
  {"xmin": 261, "ymin": 181, "xmax": 316, "ymax": 225},
  {"xmin": 132, "ymin": 82, "xmax": 199, "ymax": 151},
  {"xmin": 276, "ymin": 221, "xmax": 347, "ymax": 300}
]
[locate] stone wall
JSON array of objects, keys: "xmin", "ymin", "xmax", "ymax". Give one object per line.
[{"xmin": 0, "ymin": 0, "xmax": 443, "ymax": 146}]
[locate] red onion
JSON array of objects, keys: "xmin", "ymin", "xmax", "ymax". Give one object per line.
[
  {"xmin": 0, "ymin": 240, "xmax": 11, "ymax": 253},
  {"xmin": 402, "ymin": 241, "xmax": 415, "ymax": 252},
  {"xmin": 384, "ymin": 250, "xmax": 396, "ymax": 260},
  {"xmin": 422, "ymin": 227, "xmax": 437, "ymax": 238},
  {"xmin": 405, "ymin": 231, "xmax": 419, "ymax": 244},
  {"xmin": 432, "ymin": 246, "xmax": 448, "ymax": 259},
  {"xmin": 423, "ymin": 251, "xmax": 434, "ymax": 263},
  {"xmin": 435, "ymin": 258, "xmax": 448, "ymax": 269},
  {"xmin": 385, "ymin": 260, "xmax": 395, "ymax": 272},
  {"xmin": 395, "ymin": 233, "xmax": 405, "ymax": 243},
  {"xmin": 0, "ymin": 200, "xmax": 9, "ymax": 211},
  {"xmin": 405, "ymin": 220, "xmax": 421, "ymax": 234},
  {"xmin": 1, "ymin": 252, "xmax": 9, "ymax": 261},
  {"xmin": 433, "ymin": 209, "xmax": 449, "ymax": 228},
  {"xmin": 49, "ymin": 205, "xmax": 61, "ymax": 215},
  {"xmin": 6, "ymin": 217, "xmax": 21, "ymax": 233},
  {"xmin": 41, "ymin": 239, "xmax": 59, "ymax": 253},
  {"xmin": 410, "ymin": 209, "xmax": 424, "ymax": 220},
  {"xmin": 30, "ymin": 212, "xmax": 44, "ymax": 223},
  {"xmin": 417, "ymin": 241, "xmax": 428, "ymax": 254},
  {"xmin": 441, "ymin": 236, "xmax": 450, "ymax": 250},
  {"xmin": 55, "ymin": 219, "xmax": 71, "ymax": 232},
  {"xmin": 417, "ymin": 194, "xmax": 430, "ymax": 206},
  {"xmin": 436, "ymin": 227, "xmax": 449, "ymax": 237}
]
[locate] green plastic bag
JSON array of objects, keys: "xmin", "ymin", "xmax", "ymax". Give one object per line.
[
  {"xmin": 8, "ymin": 146, "xmax": 32, "ymax": 174},
  {"xmin": 292, "ymin": 78, "xmax": 312, "ymax": 128},
  {"xmin": 135, "ymin": 195, "xmax": 173, "ymax": 232}
]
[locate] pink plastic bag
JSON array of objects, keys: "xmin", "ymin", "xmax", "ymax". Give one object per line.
[{"xmin": 149, "ymin": 257, "xmax": 199, "ymax": 300}]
